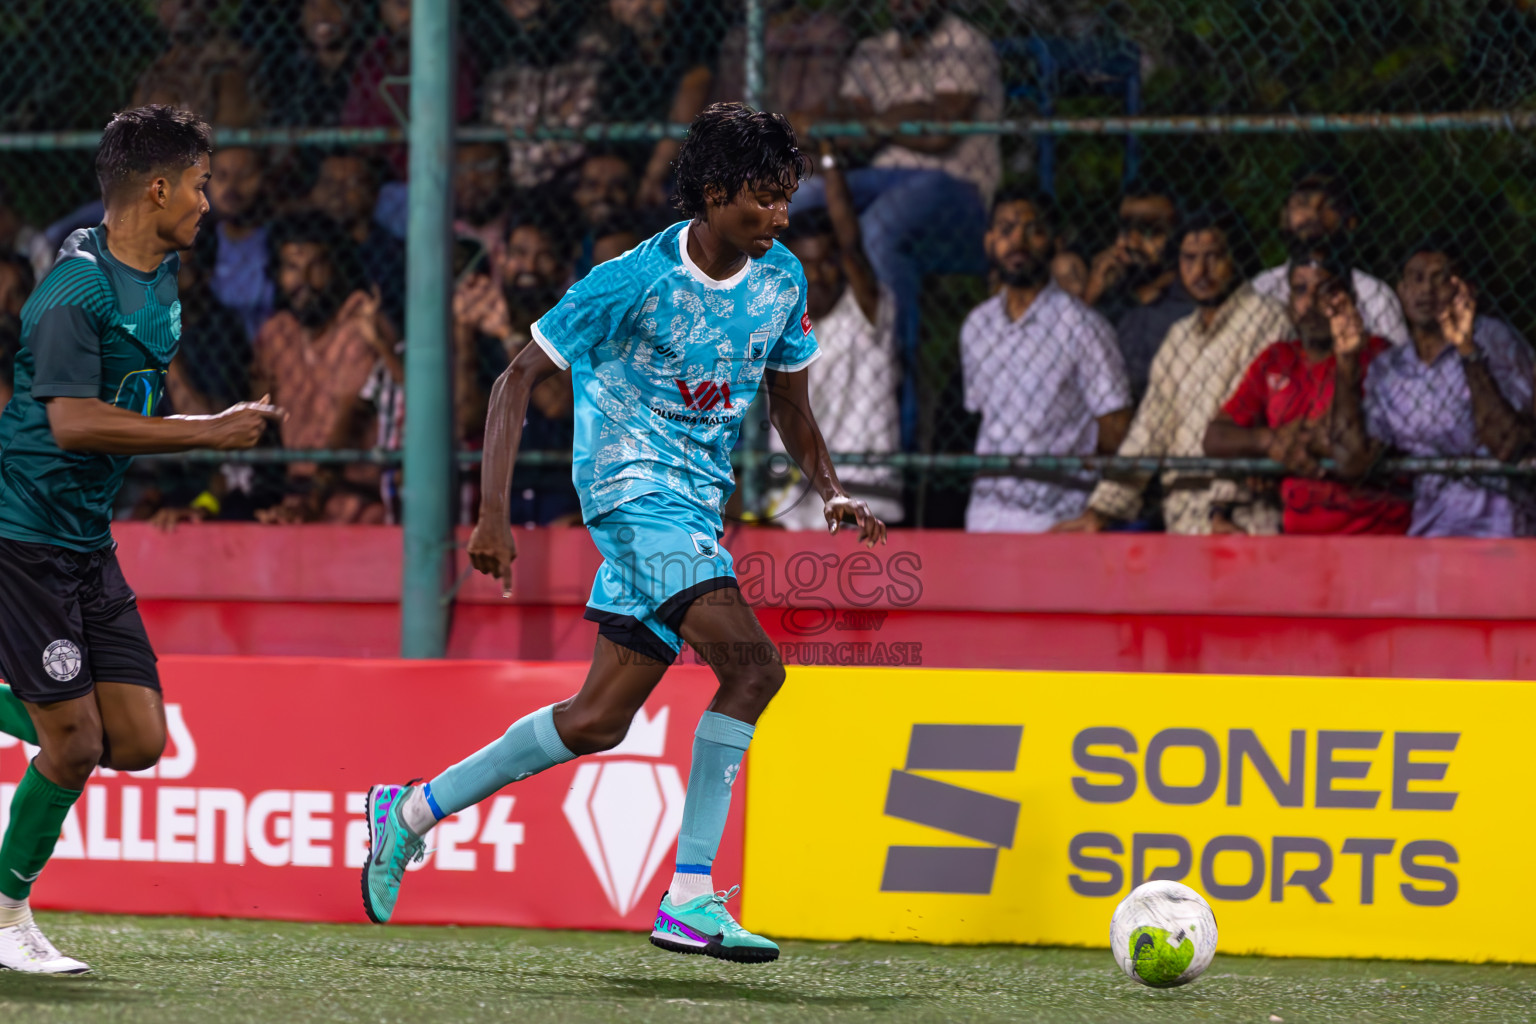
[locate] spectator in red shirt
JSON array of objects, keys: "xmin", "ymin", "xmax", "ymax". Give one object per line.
[{"xmin": 1204, "ymin": 249, "xmax": 1411, "ymax": 535}]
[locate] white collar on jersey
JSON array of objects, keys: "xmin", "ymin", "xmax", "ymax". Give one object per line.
[{"xmin": 678, "ymin": 223, "xmax": 753, "ymax": 290}]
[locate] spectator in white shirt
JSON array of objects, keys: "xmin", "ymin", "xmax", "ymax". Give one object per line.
[
  {"xmin": 1250, "ymin": 169, "xmax": 1408, "ymax": 345},
  {"xmin": 962, "ymin": 189, "xmax": 1132, "ymax": 532},
  {"xmin": 791, "ymin": 0, "xmax": 1002, "ymax": 449},
  {"xmin": 766, "ymin": 145, "xmax": 903, "ymax": 529}
]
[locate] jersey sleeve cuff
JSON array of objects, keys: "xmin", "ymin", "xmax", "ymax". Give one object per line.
[
  {"xmin": 530, "ymin": 322, "xmax": 572, "ymax": 371},
  {"xmin": 765, "ymin": 347, "xmax": 823, "ymax": 373},
  {"xmin": 31, "ymin": 382, "xmax": 101, "ymax": 399}
]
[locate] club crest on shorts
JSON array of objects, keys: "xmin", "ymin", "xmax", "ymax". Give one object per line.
[
  {"xmin": 690, "ymin": 532, "xmax": 717, "ymax": 556},
  {"xmin": 42, "ymin": 639, "xmax": 82, "ymax": 682}
]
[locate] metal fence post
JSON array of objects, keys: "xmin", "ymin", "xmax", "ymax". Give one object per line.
[
  {"xmin": 745, "ymin": 0, "xmax": 764, "ymax": 112},
  {"xmin": 400, "ymin": 0, "xmax": 455, "ymax": 658},
  {"xmin": 735, "ymin": 0, "xmax": 767, "ymax": 520}
]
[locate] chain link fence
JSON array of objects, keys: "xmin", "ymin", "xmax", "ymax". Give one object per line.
[{"xmin": 1, "ymin": 0, "xmax": 1533, "ymax": 535}]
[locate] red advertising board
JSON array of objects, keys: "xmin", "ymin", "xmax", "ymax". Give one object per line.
[
  {"xmin": 114, "ymin": 524, "xmax": 1536, "ymax": 680},
  {"xmin": 0, "ymin": 656, "xmax": 743, "ymax": 930}
]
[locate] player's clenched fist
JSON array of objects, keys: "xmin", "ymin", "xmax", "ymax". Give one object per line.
[
  {"xmin": 467, "ymin": 518, "xmax": 518, "ymax": 598},
  {"xmin": 203, "ymin": 395, "xmax": 286, "ymax": 450}
]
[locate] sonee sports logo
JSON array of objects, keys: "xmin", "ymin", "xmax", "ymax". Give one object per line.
[
  {"xmin": 880, "ymin": 723, "xmax": 1023, "ymax": 895},
  {"xmin": 675, "ymin": 379, "xmax": 733, "ymax": 411}
]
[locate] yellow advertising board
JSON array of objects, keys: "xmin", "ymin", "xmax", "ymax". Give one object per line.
[{"xmin": 742, "ymin": 668, "xmax": 1536, "ymax": 962}]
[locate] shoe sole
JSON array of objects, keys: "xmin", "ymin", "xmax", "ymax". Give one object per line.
[
  {"xmin": 649, "ymin": 934, "xmax": 779, "ymax": 964},
  {"xmin": 0, "ymin": 964, "xmax": 90, "ymax": 975}
]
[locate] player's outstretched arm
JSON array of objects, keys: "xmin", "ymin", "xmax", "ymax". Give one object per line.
[
  {"xmin": 467, "ymin": 341, "xmax": 563, "ymax": 596},
  {"xmin": 46, "ymin": 395, "xmax": 285, "ymax": 455},
  {"xmin": 765, "ymin": 365, "xmax": 886, "ymax": 547}
]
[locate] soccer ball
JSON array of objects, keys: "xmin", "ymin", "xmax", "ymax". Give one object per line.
[{"xmin": 1109, "ymin": 880, "xmax": 1218, "ymax": 987}]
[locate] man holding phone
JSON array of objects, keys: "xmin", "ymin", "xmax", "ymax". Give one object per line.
[{"xmin": 450, "ymin": 211, "xmax": 581, "ymax": 526}]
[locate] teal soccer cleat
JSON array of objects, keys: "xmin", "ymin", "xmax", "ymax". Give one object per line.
[
  {"xmin": 649, "ymin": 887, "xmax": 780, "ymax": 964},
  {"xmin": 361, "ymin": 782, "xmax": 426, "ymax": 924}
]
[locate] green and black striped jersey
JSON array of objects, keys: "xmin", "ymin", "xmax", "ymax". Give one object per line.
[{"xmin": 0, "ymin": 226, "xmax": 181, "ymax": 551}]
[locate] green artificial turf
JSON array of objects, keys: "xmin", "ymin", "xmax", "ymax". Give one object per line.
[{"xmin": 0, "ymin": 913, "xmax": 1529, "ymax": 1024}]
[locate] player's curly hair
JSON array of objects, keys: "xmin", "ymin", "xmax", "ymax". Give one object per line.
[
  {"xmin": 96, "ymin": 105, "xmax": 212, "ymax": 204},
  {"xmin": 673, "ymin": 103, "xmax": 812, "ymax": 217}
]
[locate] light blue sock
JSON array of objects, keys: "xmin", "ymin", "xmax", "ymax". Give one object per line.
[
  {"xmin": 671, "ymin": 711, "xmax": 754, "ymax": 902},
  {"xmin": 421, "ymin": 704, "xmax": 575, "ymax": 821}
]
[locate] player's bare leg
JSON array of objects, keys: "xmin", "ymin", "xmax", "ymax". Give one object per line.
[
  {"xmin": 26, "ymin": 695, "xmax": 106, "ymax": 790},
  {"xmin": 94, "ymin": 681, "xmax": 168, "ymax": 772},
  {"xmin": 551, "ymin": 637, "xmax": 672, "ymax": 754},
  {"xmin": 677, "ymin": 587, "xmax": 785, "ymax": 725},
  {"xmin": 649, "ymin": 586, "xmax": 784, "ymax": 963}
]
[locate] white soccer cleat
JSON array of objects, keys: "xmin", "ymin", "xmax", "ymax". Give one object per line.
[{"xmin": 0, "ymin": 914, "xmax": 90, "ymax": 974}]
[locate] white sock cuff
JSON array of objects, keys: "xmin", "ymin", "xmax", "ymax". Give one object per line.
[
  {"xmin": 400, "ymin": 786, "xmax": 437, "ymax": 837},
  {"xmin": 668, "ymin": 871, "xmax": 715, "ymax": 904},
  {"xmin": 0, "ymin": 899, "xmax": 30, "ymax": 929}
]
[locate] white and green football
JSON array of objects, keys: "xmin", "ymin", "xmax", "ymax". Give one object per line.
[{"xmin": 1109, "ymin": 880, "xmax": 1218, "ymax": 987}]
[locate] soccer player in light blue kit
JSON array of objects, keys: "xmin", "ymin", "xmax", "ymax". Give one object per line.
[{"xmin": 361, "ymin": 104, "xmax": 887, "ymax": 961}]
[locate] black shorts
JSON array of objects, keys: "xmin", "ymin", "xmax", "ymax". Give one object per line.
[{"xmin": 0, "ymin": 536, "xmax": 160, "ymax": 704}]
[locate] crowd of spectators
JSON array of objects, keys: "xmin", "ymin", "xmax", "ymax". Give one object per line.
[
  {"xmin": 980, "ymin": 174, "xmax": 1536, "ymax": 539},
  {"xmin": 0, "ymin": 0, "xmax": 1531, "ymax": 538}
]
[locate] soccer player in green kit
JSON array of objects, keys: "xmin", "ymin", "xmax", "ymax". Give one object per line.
[{"xmin": 0, "ymin": 105, "xmax": 282, "ymax": 974}]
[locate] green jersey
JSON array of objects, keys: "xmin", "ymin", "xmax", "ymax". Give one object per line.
[{"xmin": 0, "ymin": 226, "xmax": 181, "ymax": 551}]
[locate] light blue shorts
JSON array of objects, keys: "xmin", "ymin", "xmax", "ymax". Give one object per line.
[{"xmin": 583, "ymin": 495, "xmax": 737, "ymax": 663}]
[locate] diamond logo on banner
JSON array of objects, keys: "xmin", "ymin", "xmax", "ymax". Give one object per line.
[{"xmin": 561, "ymin": 707, "xmax": 685, "ymax": 915}]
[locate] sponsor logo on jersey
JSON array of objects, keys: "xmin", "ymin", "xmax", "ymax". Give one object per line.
[
  {"xmin": 676, "ymin": 379, "xmax": 733, "ymax": 411},
  {"xmin": 801, "ymin": 312, "xmax": 813, "ymax": 335},
  {"xmin": 112, "ymin": 368, "xmax": 163, "ymax": 417}
]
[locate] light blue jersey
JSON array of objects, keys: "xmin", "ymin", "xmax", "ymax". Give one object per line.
[{"xmin": 532, "ymin": 221, "xmax": 820, "ymax": 523}]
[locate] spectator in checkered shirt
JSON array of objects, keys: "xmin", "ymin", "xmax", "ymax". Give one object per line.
[
  {"xmin": 962, "ymin": 189, "xmax": 1131, "ymax": 532},
  {"xmin": 1330, "ymin": 238, "xmax": 1536, "ymax": 537}
]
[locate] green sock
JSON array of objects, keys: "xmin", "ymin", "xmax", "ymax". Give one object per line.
[
  {"xmin": 0, "ymin": 763, "xmax": 82, "ymax": 901},
  {"xmin": 0, "ymin": 684, "xmax": 37, "ymax": 745}
]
